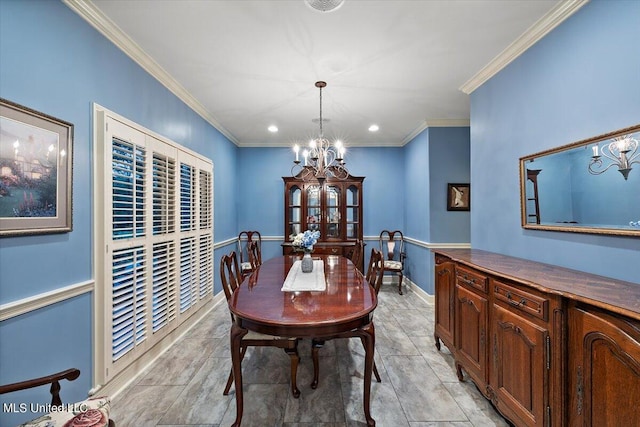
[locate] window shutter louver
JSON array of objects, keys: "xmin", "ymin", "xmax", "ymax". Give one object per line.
[
  {"xmin": 111, "ymin": 246, "xmax": 147, "ymax": 361},
  {"xmin": 112, "ymin": 139, "xmax": 146, "ymax": 240},
  {"xmin": 152, "ymin": 153, "xmax": 176, "ymax": 235},
  {"xmin": 180, "ymin": 163, "xmax": 196, "ymax": 231},
  {"xmin": 152, "ymin": 241, "xmax": 176, "ymax": 332}
]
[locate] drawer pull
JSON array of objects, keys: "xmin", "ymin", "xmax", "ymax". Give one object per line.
[
  {"xmin": 506, "ymin": 291, "xmax": 527, "ymax": 307},
  {"xmin": 331, "ymin": 248, "xmax": 338, "ymax": 254}
]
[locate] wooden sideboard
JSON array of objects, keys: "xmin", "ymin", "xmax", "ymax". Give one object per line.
[{"xmin": 433, "ymin": 249, "xmax": 640, "ymax": 427}]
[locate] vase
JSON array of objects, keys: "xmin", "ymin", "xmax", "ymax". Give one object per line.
[{"xmin": 301, "ymin": 252, "xmax": 313, "ymax": 273}]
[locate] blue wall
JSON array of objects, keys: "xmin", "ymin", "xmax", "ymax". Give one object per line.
[
  {"xmin": 470, "ymin": 0, "xmax": 640, "ymax": 283},
  {"xmin": 403, "ymin": 127, "xmax": 471, "ymax": 294},
  {"xmin": 0, "ymin": 1, "xmax": 238, "ymax": 423},
  {"xmin": 237, "ymin": 146, "xmax": 407, "ymax": 262}
]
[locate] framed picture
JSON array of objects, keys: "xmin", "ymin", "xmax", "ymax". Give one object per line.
[
  {"xmin": 0, "ymin": 98, "xmax": 73, "ymax": 236},
  {"xmin": 447, "ymin": 183, "xmax": 470, "ymax": 211}
]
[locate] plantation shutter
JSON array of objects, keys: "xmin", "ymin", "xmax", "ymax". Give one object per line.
[{"xmin": 99, "ymin": 114, "xmax": 213, "ymax": 384}]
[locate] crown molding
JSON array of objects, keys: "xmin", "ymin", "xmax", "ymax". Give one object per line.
[
  {"xmin": 63, "ymin": 0, "xmax": 239, "ymax": 145},
  {"xmin": 459, "ymin": 0, "xmax": 589, "ymax": 94},
  {"xmin": 401, "ymin": 119, "xmax": 471, "ymax": 146}
]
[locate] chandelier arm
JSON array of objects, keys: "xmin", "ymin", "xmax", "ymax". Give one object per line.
[
  {"xmin": 626, "ymin": 142, "xmax": 639, "ymax": 162},
  {"xmin": 600, "ymin": 143, "xmax": 623, "ymax": 163},
  {"xmin": 588, "ymin": 158, "xmax": 619, "ymax": 175}
]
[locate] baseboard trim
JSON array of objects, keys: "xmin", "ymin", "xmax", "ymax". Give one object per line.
[{"xmin": 383, "ymin": 276, "xmax": 434, "ymax": 304}]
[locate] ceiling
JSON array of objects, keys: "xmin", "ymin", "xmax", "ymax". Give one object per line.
[{"xmin": 68, "ymin": 0, "xmax": 582, "ymax": 147}]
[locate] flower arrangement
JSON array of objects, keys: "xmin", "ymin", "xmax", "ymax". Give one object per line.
[{"xmin": 291, "ymin": 230, "xmax": 320, "ymax": 253}]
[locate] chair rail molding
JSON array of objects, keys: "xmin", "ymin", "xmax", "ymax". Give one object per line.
[{"xmin": 0, "ymin": 280, "xmax": 94, "ymax": 321}]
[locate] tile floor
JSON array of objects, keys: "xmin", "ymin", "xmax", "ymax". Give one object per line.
[{"xmin": 110, "ymin": 284, "xmax": 510, "ymax": 427}]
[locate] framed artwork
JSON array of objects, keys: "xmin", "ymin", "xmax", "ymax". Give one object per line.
[
  {"xmin": 0, "ymin": 98, "xmax": 73, "ymax": 236},
  {"xmin": 447, "ymin": 183, "xmax": 470, "ymax": 211}
]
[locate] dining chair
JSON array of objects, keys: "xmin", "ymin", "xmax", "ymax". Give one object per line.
[
  {"xmin": 311, "ymin": 248, "xmax": 384, "ymax": 388},
  {"xmin": 0, "ymin": 368, "xmax": 115, "ymax": 426},
  {"xmin": 237, "ymin": 230, "xmax": 262, "ymax": 279},
  {"xmin": 346, "ymin": 239, "xmax": 364, "ymax": 272},
  {"xmin": 247, "ymin": 240, "xmax": 262, "ymax": 272},
  {"xmin": 379, "ymin": 230, "xmax": 406, "ymax": 294},
  {"xmin": 220, "ymin": 251, "xmax": 302, "ymax": 398}
]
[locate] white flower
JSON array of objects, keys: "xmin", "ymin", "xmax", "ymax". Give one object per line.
[{"xmin": 291, "ymin": 230, "xmax": 320, "ymax": 251}]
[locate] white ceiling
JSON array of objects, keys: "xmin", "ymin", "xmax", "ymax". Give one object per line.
[{"xmin": 68, "ymin": 0, "xmax": 584, "ymax": 147}]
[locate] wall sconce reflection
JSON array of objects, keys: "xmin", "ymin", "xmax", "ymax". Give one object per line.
[{"xmin": 588, "ymin": 135, "xmax": 639, "ymax": 180}]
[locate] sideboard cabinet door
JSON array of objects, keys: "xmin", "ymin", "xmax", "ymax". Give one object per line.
[
  {"xmin": 491, "ymin": 303, "xmax": 548, "ymax": 427},
  {"xmin": 434, "ymin": 256, "xmax": 455, "ymax": 352},
  {"xmin": 454, "ymin": 266, "xmax": 489, "ymax": 389},
  {"xmin": 568, "ymin": 302, "xmax": 640, "ymax": 427}
]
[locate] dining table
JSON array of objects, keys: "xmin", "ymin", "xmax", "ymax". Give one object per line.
[{"xmin": 228, "ymin": 254, "xmax": 378, "ymax": 426}]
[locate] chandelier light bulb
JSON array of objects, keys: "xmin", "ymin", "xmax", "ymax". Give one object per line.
[
  {"xmin": 293, "ymin": 144, "xmax": 300, "ymax": 162},
  {"xmin": 588, "ymin": 134, "xmax": 639, "ymax": 180}
]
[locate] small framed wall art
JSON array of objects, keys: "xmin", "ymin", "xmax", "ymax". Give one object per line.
[{"xmin": 447, "ymin": 183, "xmax": 470, "ymax": 211}]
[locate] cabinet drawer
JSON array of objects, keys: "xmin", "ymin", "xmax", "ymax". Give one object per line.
[
  {"xmin": 456, "ymin": 265, "xmax": 488, "ymax": 293},
  {"xmin": 313, "ymin": 246, "xmax": 345, "ymax": 256},
  {"xmin": 493, "ymin": 280, "xmax": 548, "ymax": 321}
]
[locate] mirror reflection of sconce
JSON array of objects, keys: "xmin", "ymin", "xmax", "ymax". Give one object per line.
[
  {"xmin": 588, "ymin": 135, "xmax": 640, "ymax": 180},
  {"xmin": 519, "ymin": 124, "xmax": 640, "ymax": 237}
]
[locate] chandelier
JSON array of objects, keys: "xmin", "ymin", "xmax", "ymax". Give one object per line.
[
  {"xmin": 588, "ymin": 134, "xmax": 640, "ymax": 180},
  {"xmin": 291, "ymin": 81, "xmax": 349, "ymax": 183}
]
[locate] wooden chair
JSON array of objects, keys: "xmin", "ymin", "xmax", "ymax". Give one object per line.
[
  {"xmin": 311, "ymin": 248, "xmax": 384, "ymax": 388},
  {"xmin": 0, "ymin": 368, "xmax": 115, "ymax": 426},
  {"xmin": 379, "ymin": 230, "xmax": 406, "ymax": 294},
  {"xmin": 247, "ymin": 240, "xmax": 262, "ymax": 272},
  {"xmin": 220, "ymin": 251, "xmax": 302, "ymax": 398},
  {"xmin": 237, "ymin": 230, "xmax": 262, "ymax": 279},
  {"xmin": 346, "ymin": 239, "xmax": 364, "ymax": 272}
]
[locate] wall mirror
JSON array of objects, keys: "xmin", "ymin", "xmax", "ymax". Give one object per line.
[{"xmin": 520, "ymin": 124, "xmax": 640, "ymax": 236}]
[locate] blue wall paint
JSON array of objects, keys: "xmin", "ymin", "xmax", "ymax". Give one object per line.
[
  {"xmin": 237, "ymin": 146, "xmax": 405, "ymax": 238},
  {"xmin": 405, "ymin": 129, "xmax": 430, "ymax": 241},
  {"xmin": 470, "ymin": 0, "xmax": 640, "ymax": 283},
  {"xmin": 0, "ymin": 294, "xmax": 93, "ymax": 426},
  {"xmin": 403, "ymin": 127, "xmax": 471, "ymax": 293},
  {"xmin": 429, "ymin": 127, "xmax": 471, "ymax": 243},
  {"xmin": 0, "ymin": 1, "xmax": 238, "ymax": 418}
]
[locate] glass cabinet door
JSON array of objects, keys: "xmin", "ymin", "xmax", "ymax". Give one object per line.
[
  {"xmin": 306, "ymin": 185, "xmax": 321, "ymax": 232},
  {"xmin": 325, "ymin": 185, "xmax": 341, "ymax": 238},
  {"xmin": 346, "ymin": 185, "xmax": 359, "ymax": 239},
  {"xmin": 288, "ymin": 185, "xmax": 302, "ymax": 237}
]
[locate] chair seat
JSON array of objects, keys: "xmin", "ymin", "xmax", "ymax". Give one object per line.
[
  {"xmin": 383, "ymin": 260, "xmax": 403, "ymax": 270},
  {"xmin": 18, "ymin": 396, "xmax": 111, "ymax": 427},
  {"xmin": 241, "ymin": 261, "xmax": 252, "ymax": 271}
]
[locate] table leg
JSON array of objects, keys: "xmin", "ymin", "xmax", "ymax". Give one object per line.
[
  {"xmin": 231, "ymin": 323, "xmax": 248, "ymax": 427},
  {"xmin": 360, "ymin": 321, "xmax": 376, "ymax": 427}
]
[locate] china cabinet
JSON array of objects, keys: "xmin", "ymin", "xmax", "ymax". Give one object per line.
[
  {"xmin": 433, "ymin": 248, "xmax": 640, "ymax": 427},
  {"xmin": 282, "ymin": 174, "xmax": 364, "ymax": 270}
]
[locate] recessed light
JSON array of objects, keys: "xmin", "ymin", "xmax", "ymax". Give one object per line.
[
  {"xmin": 368, "ymin": 124, "xmax": 379, "ymax": 132},
  {"xmin": 268, "ymin": 125, "xmax": 278, "ymax": 133}
]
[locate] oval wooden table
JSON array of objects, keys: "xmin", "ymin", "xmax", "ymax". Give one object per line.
[{"xmin": 228, "ymin": 255, "xmax": 378, "ymax": 426}]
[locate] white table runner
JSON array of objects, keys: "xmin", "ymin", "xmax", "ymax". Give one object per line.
[{"xmin": 281, "ymin": 260, "xmax": 326, "ymax": 291}]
